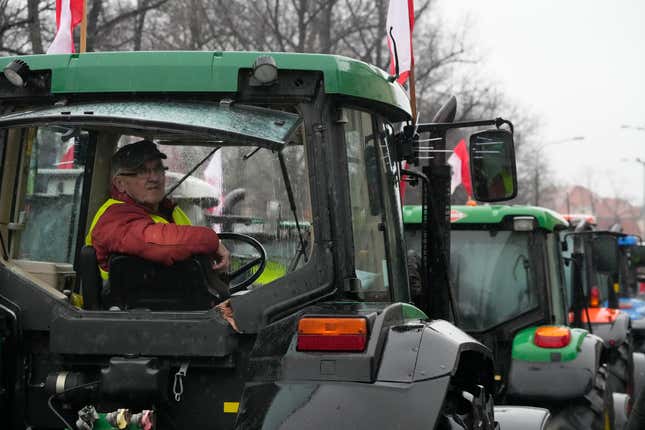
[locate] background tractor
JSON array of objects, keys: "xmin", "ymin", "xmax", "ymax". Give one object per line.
[{"xmin": 405, "ymin": 204, "xmax": 622, "ymax": 429}]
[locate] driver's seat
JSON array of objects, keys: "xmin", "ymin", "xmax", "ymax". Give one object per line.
[{"xmin": 105, "ymin": 254, "xmax": 227, "ymax": 311}]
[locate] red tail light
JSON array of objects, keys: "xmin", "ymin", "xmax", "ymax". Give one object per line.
[
  {"xmin": 534, "ymin": 326, "xmax": 571, "ymax": 349},
  {"xmin": 297, "ymin": 317, "xmax": 368, "ymax": 352},
  {"xmin": 590, "ymin": 286, "xmax": 600, "ymax": 307}
]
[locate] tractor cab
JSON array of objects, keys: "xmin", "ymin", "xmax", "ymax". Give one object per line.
[
  {"xmin": 6, "ymin": 103, "xmax": 312, "ymax": 311},
  {"xmin": 445, "ymin": 206, "xmax": 571, "ymax": 378}
]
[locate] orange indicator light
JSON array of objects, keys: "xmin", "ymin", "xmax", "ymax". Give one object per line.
[
  {"xmin": 534, "ymin": 326, "xmax": 571, "ymax": 349},
  {"xmin": 297, "ymin": 317, "xmax": 368, "ymax": 352}
]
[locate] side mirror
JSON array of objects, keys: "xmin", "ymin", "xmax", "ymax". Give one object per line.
[
  {"xmin": 592, "ymin": 234, "xmax": 619, "ymax": 274},
  {"xmin": 630, "ymin": 245, "xmax": 645, "ymax": 268},
  {"xmin": 469, "ymin": 129, "xmax": 517, "ymax": 202}
]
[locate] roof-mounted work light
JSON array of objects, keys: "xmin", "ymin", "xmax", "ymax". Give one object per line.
[
  {"xmin": 251, "ymin": 55, "xmax": 278, "ymax": 86},
  {"xmin": 3, "ymin": 59, "xmax": 30, "ymax": 87},
  {"xmin": 513, "ymin": 216, "xmax": 535, "ymax": 232}
]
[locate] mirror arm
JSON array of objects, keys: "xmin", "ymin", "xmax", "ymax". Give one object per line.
[
  {"xmin": 401, "ymin": 168, "xmax": 429, "ymax": 188},
  {"xmin": 394, "ymin": 124, "xmax": 418, "ymax": 163},
  {"xmin": 416, "ymin": 117, "xmax": 513, "ymax": 134}
]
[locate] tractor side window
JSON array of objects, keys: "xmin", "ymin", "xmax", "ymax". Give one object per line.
[
  {"xmin": 560, "ymin": 232, "xmax": 575, "ymax": 310},
  {"xmin": 546, "ymin": 232, "xmax": 566, "ymax": 325},
  {"xmin": 11, "ymin": 127, "xmax": 88, "ymax": 286},
  {"xmin": 451, "ymin": 230, "xmax": 540, "ymax": 331},
  {"xmin": 344, "ymin": 108, "xmax": 390, "ymax": 300},
  {"xmin": 116, "ymin": 132, "xmax": 313, "ymax": 287},
  {"xmin": 0, "ymin": 129, "xmax": 5, "ymax": 188}
]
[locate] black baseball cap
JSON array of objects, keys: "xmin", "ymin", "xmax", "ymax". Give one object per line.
[{"xmin": 111, "ymin": 140, "xmax": 167, "ymax": 175}]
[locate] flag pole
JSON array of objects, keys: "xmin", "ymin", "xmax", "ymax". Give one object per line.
[
  {"xmin": 409, "ymin": 62, "xmax": 417, "ymax": 124},
  {"xmin": 80, "ymin": 0, "xmax": 88, "ymax": 52}
]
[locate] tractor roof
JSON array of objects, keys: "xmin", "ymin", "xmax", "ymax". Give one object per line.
[
  {"xmin": 403, "ymin": 204, "xmax": 569, "ymax": 232},
  {"xmin": 0, "ymin": 51, "xmax": 411, "ymax": 119}
]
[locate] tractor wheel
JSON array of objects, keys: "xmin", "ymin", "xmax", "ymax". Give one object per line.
[
  {"xmin": 407, "ymin": 253, "xmax": 423, "ymax": 302},
  {"xmin": 607, "ymin": 337, "xmax": 635, "ymax": 397},
  {"xmin": 546, "ymin": 365, "xmax": 615, "ymax": 430}
]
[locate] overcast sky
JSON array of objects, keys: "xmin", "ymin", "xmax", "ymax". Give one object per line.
[{"xmin": 435, "ymin": 0, "xmax": 645, "ymax": 206}]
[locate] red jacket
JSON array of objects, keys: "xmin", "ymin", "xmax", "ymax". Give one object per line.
[{"xmin": 89, "ymin": 187, "xmax": 220, "ymax": 272}]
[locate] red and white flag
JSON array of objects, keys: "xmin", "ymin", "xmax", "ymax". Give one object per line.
[
  {"xmin": 203, "ymin": 150, "xmax": 224, "ymax": 216},
  {"xmin": 386, "ymin": 0, "xmax": 414, "ymax": 85},
  {"xmin": 57, "ymin": 140, "xmax": 75, "ymax": 169},
  {"xmin": 47, "ymin": 0, "xmax": 84, "ymax": 54},
  {"xmin": 447, "ymin": 139, "xmax": 473, "ymax": 197}
]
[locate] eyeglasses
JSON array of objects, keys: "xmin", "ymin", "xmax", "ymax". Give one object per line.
[{"xmin": 118, "ymin": 165, "xmax": 168, "ymax": 178}]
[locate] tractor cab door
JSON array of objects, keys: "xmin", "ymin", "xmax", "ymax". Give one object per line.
[{"xmin": 0, "ymin": 101, "xmax": 312, "ymax": 325}]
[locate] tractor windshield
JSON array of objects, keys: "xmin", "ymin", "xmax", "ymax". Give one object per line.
[
  {"xmin": 450, "ymin": 230, "xmax": 540, "ymax": 331},
  {"xmin": 3, "ymin": 101, "xmax": 312, "ymax": 298}
]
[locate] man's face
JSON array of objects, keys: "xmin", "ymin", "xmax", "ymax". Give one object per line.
[{"xmin": 113, "ymin": 158, "xmax": 166, "ymax": 209}]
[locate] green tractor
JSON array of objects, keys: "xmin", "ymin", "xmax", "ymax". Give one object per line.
[
  {"xmin": 560, "ymin": 217, "xmax": 645, "ymax": 410},
  {"xmin": 0, "ymin": 51, "xmax": 548, "ymax": 429},
  {"xmin": 405, "ymin": 204, "xmax": 622, "ymax": 429}
]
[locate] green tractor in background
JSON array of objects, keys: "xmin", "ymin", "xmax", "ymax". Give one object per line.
[
  {"xmin": 560, "ymin": 216, "xmax": 645, "ymax": 407},
  {"xmin": 404, "ymin": 204, "xmax": 623, "ymax": 429}
]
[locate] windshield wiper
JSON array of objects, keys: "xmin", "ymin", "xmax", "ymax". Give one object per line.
[
  {"xmin": 277, "ymin": 149, "xmax": 308, "ymax": 270},
  {"xmin": 163, "ymin": 146, "xmax": 221, "ymax": 200}
]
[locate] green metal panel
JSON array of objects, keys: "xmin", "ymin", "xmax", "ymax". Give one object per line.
[
  {"xmin": 511, "ymin": 326, "xmax": 586, "ymax": 363},
  {"xmin": 400, "ymin": 303, "xmax": 429, "ymax": 321},
  {"xmin": 93, "ymin": 414, "xmax": 142, "ymax": 430},
  {"xmin": 0, "ymin": 51, "xmax": 411, "ymax": 118},
  {"xmin": 402, "ymin": 205, "xmax": 423, "ymax": 225},
  {"xmin": 402, "ymin": 204, "xmax": 569, "ymax": 232}
]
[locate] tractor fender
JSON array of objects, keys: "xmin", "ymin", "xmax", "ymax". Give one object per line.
[
  {"xmin": 376, "ymin": 318, "xmax": 495, "ymax": 393},
  {"xmin": 632, "ymin": 352, "xmax": 645, "ymax": 398},
  {"xmin": 631, "ymin": 317, "xmax": 645, "ymax": 334},
  {"xmin": 591, "ymin": 310, "xmax": 631, "ymax": 348},
  {"xmin": 613, "ymin": 392, "xmax": 631, "ymax": 430},
  {"xmin": 238, "ymin": 318, "xmax": 494, "ymax": 429},
  {"xmin": 235, "ymin": 377, "xmax": 452, "ymax": 429},
  {"xmin": 631, "ymin": 318, "xmax": 645, "ymax": 353},
  {"xmin": 493, "ymin": 406, "xmax": 550, "ymax": 430},
  {"xmin": 507, "ymin": 333, "xmax": 603, "ymax": 401},
  {"xmin": 381, "ymin": 319, "xmax": 493, "ymax": 380}
]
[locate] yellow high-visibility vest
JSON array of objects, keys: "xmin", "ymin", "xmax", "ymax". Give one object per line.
[{"xmin": 85, "ymin": 198, "xmax": 191, "ymax": 280}]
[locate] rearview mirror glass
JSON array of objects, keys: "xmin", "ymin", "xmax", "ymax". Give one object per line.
[
  {"xmin": 592, "ymin": 234, "xmax": 619, "ymax": 274},
  {"xmin": 469, "ymin": 129, "xmax": 517, "ymax": 202}
]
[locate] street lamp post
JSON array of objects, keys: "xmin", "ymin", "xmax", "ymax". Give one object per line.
[
  {"xmin": 637, "ymin": 157, "xmax": 645, "ymax": 219},
  {"xmin": 620, "ymin": 125, "xmax": 645, "ymax": 228},
  {"xmin": 533, "ymin": 136, "xmax": 585, "ymax": 206}
]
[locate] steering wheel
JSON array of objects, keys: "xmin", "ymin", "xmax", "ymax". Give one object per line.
[{"xmin": 210, "ymin": 232, "xmax": 267, "ymax": 296}]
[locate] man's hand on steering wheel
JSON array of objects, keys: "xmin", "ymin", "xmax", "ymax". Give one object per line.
[{"xmin": 212, "ymin": 242, "xmax": 231, "ymax": 272}]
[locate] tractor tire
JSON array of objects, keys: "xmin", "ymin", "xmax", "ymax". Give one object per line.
[
  {"xmin": 407, "ymin": 253, "xmax": 424, "ymax": 305},
  {"xmin": 546, "ymin": 365, "xmax": 615, "ymax": 430},
  {"xmin": 607, "ymin": 337, "xmax": 635, "ymax": 397}
]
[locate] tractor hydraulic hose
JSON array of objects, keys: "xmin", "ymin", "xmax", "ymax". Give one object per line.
[{"xmin": 47, "ymin": 380, "xmax": 100, "ymax": 430}]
